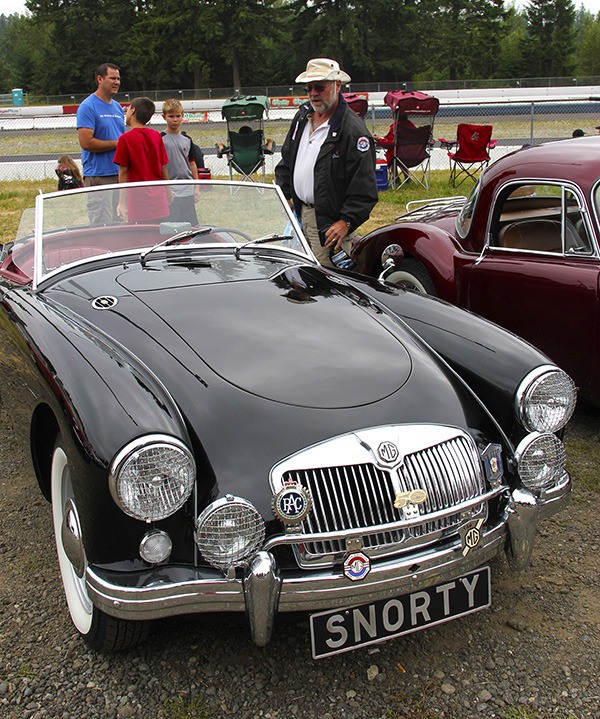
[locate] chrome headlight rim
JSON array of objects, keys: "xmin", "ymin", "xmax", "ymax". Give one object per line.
[
  {"xmin": 195, "ymin": 494, "xmax": 265, "ymax": 571},
  {"xmin": 109, "ymin": 434, "xmax": 196, "ymax": 522},
  {"xmin": 514, "ymin": 431, "xmax": 566, "ymax": 493},
  {"xmin": 516, "ymin": 365, "xmax": 577, "ymax": 433}
]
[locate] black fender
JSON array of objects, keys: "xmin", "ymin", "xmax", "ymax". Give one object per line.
[
  {"xmin": 343, "ymin": 274, "xmax": 555, "ymax": 438},
  {"xmin": 0, "ymin": 289, "xmax": 191, "ymax": 562}
]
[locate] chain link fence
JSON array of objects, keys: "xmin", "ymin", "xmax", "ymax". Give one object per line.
[{"xmin": 1, "ymin": 94, "xmax": 599, "ymax": 182}]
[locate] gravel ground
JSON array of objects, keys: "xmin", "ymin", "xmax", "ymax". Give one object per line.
[{"xmin": 1, "ymin": 406, "xmax": 599, "ymax": 719}]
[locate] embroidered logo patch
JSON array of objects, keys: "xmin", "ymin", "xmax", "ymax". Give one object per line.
[{"xmin": 357, "ymin": 136, "xmax": 370, "ymax": 152}]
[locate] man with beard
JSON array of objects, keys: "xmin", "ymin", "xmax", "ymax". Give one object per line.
[{"xmin": 276, "ymin": 58, "xmax": 377, "ymax": 267}]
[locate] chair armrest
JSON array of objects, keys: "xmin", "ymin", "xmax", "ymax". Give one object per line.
[{"xmin": 438, "ymin": 138, "xmax": 456, "ymax": 150}]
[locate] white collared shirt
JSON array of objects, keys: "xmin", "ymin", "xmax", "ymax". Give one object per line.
[{"xmin": 293, "ymin": 118, "xmax": 329, "ymax": 205}]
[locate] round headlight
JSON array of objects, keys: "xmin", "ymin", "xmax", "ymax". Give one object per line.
[
  {"xmin": 109, "ymin": 435, "xmax": 195, "ymax": 521},
  {"xmin": 195, "ymin": 495, "xmax": 265, "ymax": 571},
  {"xmin": 516, "ymin": 366, "xmax": 577, "ymax": 433},
  {"xmin": 515, "ymin": 432, "xmax": 566, "ymax": 492}
]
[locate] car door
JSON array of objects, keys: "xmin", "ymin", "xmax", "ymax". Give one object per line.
[{"xmin": 464, "ymin": 183, "xmax": 599, "ymax": 399}]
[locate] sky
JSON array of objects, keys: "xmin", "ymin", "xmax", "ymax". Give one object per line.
[{"xmin": 3, "ymin": 0, "xmax": 600, "ymax": 14}]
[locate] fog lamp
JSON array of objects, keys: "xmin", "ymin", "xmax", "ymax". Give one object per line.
[
  {"xmin": 515, "ymin": 432, "xmax": 566, "ymax": 492},
  {"xmin": 140, "ymin": 530, "xmax": 172, "ymax": 564},
  {"xmin": 195, "ymin": 495, "xmax": 265, "ymax": 571}
]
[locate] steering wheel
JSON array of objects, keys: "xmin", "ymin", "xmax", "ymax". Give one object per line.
[{"xmin": 206, "ymin": 227, "xmax": 254, "ymax": 244}]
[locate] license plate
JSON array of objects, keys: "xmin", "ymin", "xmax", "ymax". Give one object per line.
[{"xmin": 309, "ymin": 566, "xmax": 491, "ymax": 659}]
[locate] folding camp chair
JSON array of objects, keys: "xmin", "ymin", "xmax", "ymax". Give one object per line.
[
  {"xmin": 374, "ymin": 90, "xmax": 439, "ymax": 190},
  {"xmin": 216, "ymin": 95, "xmax": 274, "ymax": 182},
  {"xmin": 388, "ymin": 124, "xmax": 433, "ymax": 189},
  {"xmin": 440, "ymin": 124, "xmax": 496, "ymax": 187},
  {"xmin": 342, "ymin": 92, "xmax": 368, "ymax": 118}
]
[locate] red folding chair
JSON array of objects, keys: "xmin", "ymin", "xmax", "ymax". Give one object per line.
[
  {"xmin": 439, "ymin": 124, "xmax": 496, "ymax": 187},
  {"xmin": 375, "ymin": 90, "xmax": 439, "ymax": 190},
  {"xmin": 342, "ymin": 92, "xmax": 368, "ymax": 118},
  {"xmin": 385, "ymin": 124, "xmax": 433, "ymax": 189}
]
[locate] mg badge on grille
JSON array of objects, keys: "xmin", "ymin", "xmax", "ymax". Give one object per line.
[
  {"xmin": 459, "ymin": 517, "xmax": 485, "ymax": 556},
  {"xmin": 272, "ymin": 483, "xmax": 312, "ymax": 525},
  {"xmin": 378, "ymin": 441, "xmax": 400, "ymax": 464},
  {"xmin": 343, "ymin": 551, "xmax": 371, "ymax": 581}
]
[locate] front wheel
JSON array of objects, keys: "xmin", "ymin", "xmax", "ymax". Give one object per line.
[
  {"xmin": 51, "ymin": 436, "xmax": 151, "ymax": 652},
  {"xmin": 383, "ymin": 257, "xmax": 437, "ymax": 295}
]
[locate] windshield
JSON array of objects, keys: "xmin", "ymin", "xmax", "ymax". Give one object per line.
[
  {"xmin": 11, "ymin": 180, "xmax": 309, "ymax": 287},
  {"xmin": 455, "ymin": 178, "xmax": 481, "ymax": 239}
]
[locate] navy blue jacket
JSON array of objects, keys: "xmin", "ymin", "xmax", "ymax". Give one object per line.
[{"xmin": 275, "ymin": 95, "xmax": 378, "ymax": 240}]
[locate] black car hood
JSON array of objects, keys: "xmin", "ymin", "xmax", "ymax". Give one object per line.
[
  {"xmin": 42, "ymin": 255, "xmax": 499, "ymax": 516},
  {"xmin": 113, "ymin": 259, "xmax": 412, "ymax": 409}
]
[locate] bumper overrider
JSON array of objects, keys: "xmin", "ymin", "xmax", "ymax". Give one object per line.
[{"xmin": 85, "ymin": 474, "xmax": 570, "ymax": 647}]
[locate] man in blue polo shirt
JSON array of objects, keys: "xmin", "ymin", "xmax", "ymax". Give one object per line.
[{"xmin": 76, "ymin": 63, "xmax": 125, "ymax": 224}]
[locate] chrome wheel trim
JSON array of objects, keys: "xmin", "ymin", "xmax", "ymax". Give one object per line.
[
  {"xmin": 384, "ymin": 269, "xmax": 429, "ymax": 293},
  {"xmin": 51, "ymin": 444, "xmax": 94, "ymax": 634}
]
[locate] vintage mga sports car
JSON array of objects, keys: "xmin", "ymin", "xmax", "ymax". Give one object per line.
[
  {"xmin": 0, "ymin": 180, "xmax": 576, "ymax": 659},
  {"xmin": 352, "ymin": 136, "xmax": 600, "ymax": 405}
]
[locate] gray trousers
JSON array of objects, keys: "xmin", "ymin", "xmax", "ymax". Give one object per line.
[{"xmin": 84, "ymin": 175, "xmax": 119, "ymax": 225}]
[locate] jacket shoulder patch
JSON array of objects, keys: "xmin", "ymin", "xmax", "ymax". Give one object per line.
[{"xmin": 357, "ymin": 136, "xmax": 370, "ymax": 152}]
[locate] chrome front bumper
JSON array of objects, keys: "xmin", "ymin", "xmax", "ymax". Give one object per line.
[{"xmin": 86, "ymin": 477, "xmax": 570, "ymax": 646}]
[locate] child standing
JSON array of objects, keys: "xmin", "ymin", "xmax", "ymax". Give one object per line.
[
  {"xmin": 113, "ymin": 96, "xmax": 170, "ymax": 222},
  {"xmin": 161, "ymin": 98, "xmax": 199, "ymax": 225},
  {"xmin": 55, "ymin": 155, "xmax": 84, "ymax": 191}
]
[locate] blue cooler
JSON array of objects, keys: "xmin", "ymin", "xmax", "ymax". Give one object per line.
[{"xmin": 376, "ymin": 159, "xmax": 388, "ymax": 191}]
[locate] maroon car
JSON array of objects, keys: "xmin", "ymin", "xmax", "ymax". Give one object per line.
[{"xmin": 353, "ymin": 137, "xmax": 600, "ymax": 404}]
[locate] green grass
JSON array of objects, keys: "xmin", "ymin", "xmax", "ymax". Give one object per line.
[
  {"xmin": 162, "ymin": 695, "xmax": 212, "ymax": 719},
  {"xmin": 500, "ymin": 709, "xmax": 578, "ymax": 719},
  {"xmin": 0, "ymin": 179, "xmax": 55, "ymax": 244},
  {"xmin": 565, "ymin": 437, "xmax": 600, "ymax": 492},
  {"xmin": 0, "ymin": 172, "xmax": 459, "ymax": 245}
]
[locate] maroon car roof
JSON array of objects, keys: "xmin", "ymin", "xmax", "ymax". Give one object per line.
[{"xmin": 484, "ymin": 136, "xmax": 600, "ymax": 189}]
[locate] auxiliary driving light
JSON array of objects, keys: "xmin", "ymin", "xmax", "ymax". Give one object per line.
[{"xmin": 195, "ymin": 495, "xmax": 265, "ymax": 571}]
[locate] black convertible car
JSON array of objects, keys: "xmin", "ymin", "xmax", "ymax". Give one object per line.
[{"xmin": 0, "ymin": 180, "xmax": 576, "ymax": 659}]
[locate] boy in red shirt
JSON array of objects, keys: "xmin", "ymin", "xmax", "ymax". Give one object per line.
[{"xmin": 114, "ymin": 96, "xmax": 170, "ymax": 222}]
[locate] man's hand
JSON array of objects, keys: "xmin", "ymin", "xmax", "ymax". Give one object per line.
[{"xmin": 324, "ymin": 220, "xmax": 350, "ymax": 252}]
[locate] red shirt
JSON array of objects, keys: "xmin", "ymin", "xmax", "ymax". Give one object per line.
[{"xmin": 114, "ymin": 127, "xmax": 170, "ymax": 221}]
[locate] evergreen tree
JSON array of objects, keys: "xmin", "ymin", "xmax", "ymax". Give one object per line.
[
  {"xmin": 521, "ymin": 0, "xmax": 576, "ymax": 78},
  {"xmin": 573, "ymin": 9, "xmax": 600, "ymax": 77}
]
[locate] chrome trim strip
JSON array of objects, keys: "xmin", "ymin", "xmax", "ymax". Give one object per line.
[
  {"xmin": 263, "ymin": 485, "xmax": 505, "ymax": 552},
  {"xmin": 86, "ymin": 520, "xmax": 507, "ymax": 621},
  {"xmin": 85, "ymin": 478, "xmax": 570, "ymax": 646}
]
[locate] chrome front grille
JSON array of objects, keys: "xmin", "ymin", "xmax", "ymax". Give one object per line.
[
  {"xmin": 273, "ymin": 426, "xmax": 488, "ymax": 568},
  {"xmin": 283, "ymin": 463, "xmax": 400, "ymax": 556}
]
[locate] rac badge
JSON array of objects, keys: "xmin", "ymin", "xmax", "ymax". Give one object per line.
[
  {"xmin": 272, "ymin": 483, "xmax": 312, "ymax": 525},
  {"xmin": 343, "ymin": 551, "xmax": 371, "ymax": 581}
]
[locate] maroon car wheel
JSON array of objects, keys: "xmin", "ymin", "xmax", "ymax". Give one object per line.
[{"xmin": 384, "ymin": 258, "xmax": 437, "ymax": 295}]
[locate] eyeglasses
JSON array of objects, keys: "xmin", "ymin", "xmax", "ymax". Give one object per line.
[{"xmin": 305, "ymin": 84, "xmax": 328, "ymax": 94}]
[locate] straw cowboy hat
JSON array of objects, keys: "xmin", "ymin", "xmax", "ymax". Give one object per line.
[{"xmin": 295, "ymin": 58, "xmax": 351, "ymax": 84}]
